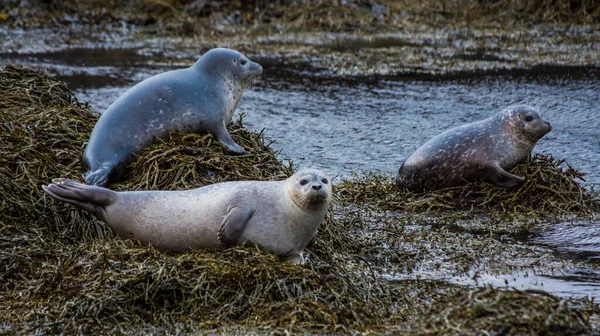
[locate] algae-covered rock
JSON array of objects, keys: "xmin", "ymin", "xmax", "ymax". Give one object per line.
[
  {"xmin": 404, "ymin": 286, "xmax": 597, "ymax": 336},
  {"xmin": 338, "ymin": 154, "xmax": 600, "ymax": 222},
  {"xmin": 1, "ymin": 240, "xmax": 388, "ymax": 334},
  {"xmin": 0, "ymin": 64, "xmax": 99, "ymax": 237},
  {"xmin": 115, "ymin": 117, "xmax": 294, "ymax": 192}
]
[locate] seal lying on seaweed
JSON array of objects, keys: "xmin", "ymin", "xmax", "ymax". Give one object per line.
[
  {"xmin": 44, "ymin": 168, "xmax": 331, "ymax": 264},
  {"xmin": 396, "ymin": 105, "xmax": 552, "ymax": 191},
  {"xmin": 83, "ymin": 48, "xmax": 263, "ymax": 187}
]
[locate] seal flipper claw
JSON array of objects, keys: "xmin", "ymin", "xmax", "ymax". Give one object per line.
[
  {"xmin": 225, "ymin": 143, "xmax": 245, "ymax": 155},
  {"xmin": 218, "ymin": 206, "xmax": 255, "ymax": 246},
  {"xmin": 486, "ymin": 164, "xmax": 525, "ymax": 188},
  {"xmin": 285, "ymin": 253, "xmax": 305, "ymax": 265},
  {"xmin": 84, "ymin": 165, "xmax": 113, "ymax": 187}
]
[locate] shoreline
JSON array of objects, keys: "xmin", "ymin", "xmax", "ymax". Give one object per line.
[{"xmin": 1, "ymin": 1, "xmax": 598, "ymax": 76}]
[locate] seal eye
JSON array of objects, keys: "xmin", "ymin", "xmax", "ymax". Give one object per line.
[
  {"xmin": 299, "ymin": 179, "xmax": 308, "ymax": 186},
  {"xmin": 525, "ymin": 116, "xmax": 534, "ymax": 122},
  {"xmin": 321, "ymin": 178, "xmax": 328, "ymax": 184},
  {"xmin": 240, "ymin": 59, "xmax": 247, "ymax": 66}
]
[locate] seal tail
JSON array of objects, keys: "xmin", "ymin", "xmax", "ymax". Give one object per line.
[{"xmin": 43, "ymin": 178, "xmax": 117, "ymax": 218}]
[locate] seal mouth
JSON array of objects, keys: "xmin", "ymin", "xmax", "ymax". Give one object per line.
[
  {"xmin": 310, "ymin": 194, "xmax": 328, "ymax": 202},
  {"xmin": 291, "ymin": 191, "xmax": 330, "ymax": 212},
  {"xmin": 307, "ymin": 189, "xmax": 331, "ymax": 207}
]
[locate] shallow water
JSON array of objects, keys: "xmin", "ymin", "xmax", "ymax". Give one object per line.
[{"xmin": 2, "ymin": 48, "xmax": 599, "ymax": 298}]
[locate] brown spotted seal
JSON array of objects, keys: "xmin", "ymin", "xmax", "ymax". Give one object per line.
[
  {"xmin": 83, "ymin": 48, "xmax": 263, "ymax": 187},
  {"xmin": 396, "ymin": 105, "xmax": 552, "ymax": 191},
  {"xmin": 43, "ymin": 168, "xmax": 331, "ymax": 264}
]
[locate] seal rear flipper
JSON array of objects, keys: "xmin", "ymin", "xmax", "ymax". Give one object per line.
[
  {"xmin": 485, "ymin": 164, "xmax": 525, "ymax": 188},
  {"xmin": 43, "ymin": 178, "xmax": 117, "ymax": 218},
  {"xmin": 218, "ymin": 206, "xmax": 255, "ymax": 247}
]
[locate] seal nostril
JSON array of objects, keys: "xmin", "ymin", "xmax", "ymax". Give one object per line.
[{"xmin": 312, "ymin": 185, "xmax": 322, "ymax": 191}]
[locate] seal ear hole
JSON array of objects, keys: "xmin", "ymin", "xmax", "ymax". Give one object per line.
[
  {"xmin": 299, "ymin": 179, "xmax": 308, "ymax": 186},
  {"xmin": 232, "ymin": 59, "xmax": 237, "ymax": 64},
  {"xmin": 525, "ymin": 116, "xmax": 534, "ymax": 122}
]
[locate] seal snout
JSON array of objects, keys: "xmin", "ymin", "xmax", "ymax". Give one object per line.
[
  {"xmin": 253, "ymin": 62, "xmax": 263, "ymax": 76},
  {"xmin": 307, "ymin": 180, "xmax": 330, "ymax": 203}
]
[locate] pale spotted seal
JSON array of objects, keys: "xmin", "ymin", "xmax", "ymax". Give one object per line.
[
  {"xmin": 43, "ymin": 168, "xmax": 331, "ymax": 264},
  {"xmin": 83, "ymin": 48, "xmax": 263, "ymax": 187},
  {"xmin": 396, "ymin": 105, "xmax": 552, "ymax": 191}
]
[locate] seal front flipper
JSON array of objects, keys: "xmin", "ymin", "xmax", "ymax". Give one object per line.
[
  {"xmin": 218, "ymin": 205, "xmax": 255, "ymax": 246},
  {"xmin": 214, "ymin": 126, "xmax": 245, "ymax": 155},
  {"xmin": 284, "ymin": 253, "xmax": 305, "ymax": 265},
  {"xmin": 83, "ymin": 164, "xmax": 114, "ymax": 187},
  {"xmin": 43, "ymin": 178, "xmax": 117, "ymax": 218},
  {"xmin": 485, "ymin": 163, "xmax": 525, "ymax": 188}
]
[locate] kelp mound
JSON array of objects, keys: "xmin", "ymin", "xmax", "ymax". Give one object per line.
[
  {"xmin": 115, "ymin": 117, "xmax": 294, "ymax": 192},
  {"xmin": 338, "ymin": 154, "xmax": 600, "ymax": 221},
  {"xmin": 3, "ymin": 240, "xmax": 390, "ymax": 334},
  {"xmin": 0, "ymin": 64, "xmax": 398, "ymax": 333},
  {"xmin": 0, "ymin": 64, "xmax": 97, "ymax": 229},
  {"xmin": 405, "ymin": 286, "xmax": 597, "ymax": 336}
]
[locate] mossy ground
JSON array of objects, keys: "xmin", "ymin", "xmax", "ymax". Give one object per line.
[{"xmin": 1, "ymin": 64, "xmax": 599, "ymax": 333}]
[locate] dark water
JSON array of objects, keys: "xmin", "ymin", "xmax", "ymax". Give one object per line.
[{"xmin": 2, "ymin": 48, "xmax": 599, "ymax": 298}]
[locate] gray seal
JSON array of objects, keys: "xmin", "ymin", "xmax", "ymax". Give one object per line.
[
  {"xmin": 396, "ymin": 105, "xmax": 552, "ymax": 191},
  {"xmin": 43, "ymin": 168, "xmax": 332, "ymax": 264},
  {"xmin": 82, "ymin": 48, "xmax": 263, "ymax": 187}
]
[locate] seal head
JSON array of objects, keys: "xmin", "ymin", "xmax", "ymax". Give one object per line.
[
  {"xmin": 286, "ymin": 168, "xmax": 332, "ymax": 212},
  {"xmin": 501, "ymin": 104, "xmax": 552, "ymax": 142},
  {"xmin": 194, "ymin": 48, "xmax": 263, "ymax": 88}
]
